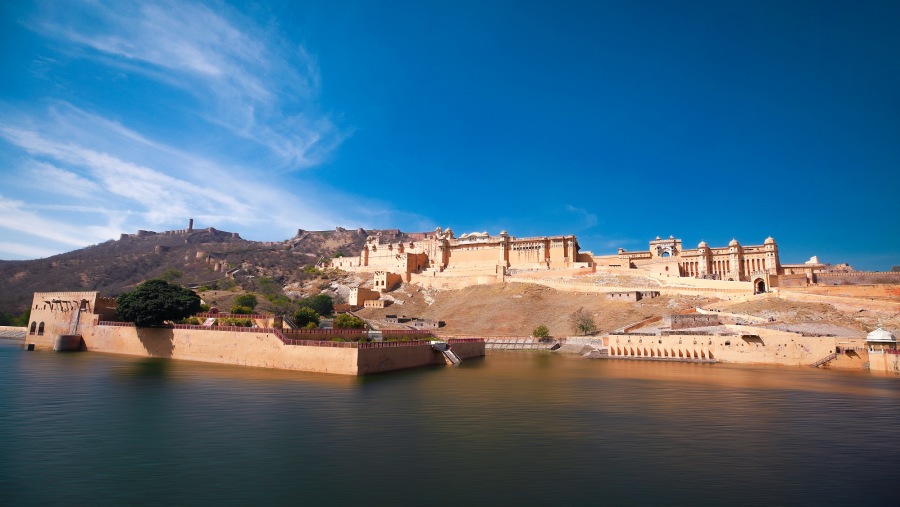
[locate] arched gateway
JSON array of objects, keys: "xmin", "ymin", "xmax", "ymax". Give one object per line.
[{"xmin": 754, "ymin": 278, "xmax": 766, "ymax": 294}]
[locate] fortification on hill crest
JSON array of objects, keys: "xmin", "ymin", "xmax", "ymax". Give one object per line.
[{"xmin": 327, "ymin": 227, "xmax": 840, "ymax": 294}]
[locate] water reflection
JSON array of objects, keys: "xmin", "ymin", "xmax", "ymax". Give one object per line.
[{"xmin": 1, "ymin": 341, "xmax": 898, "ymax": 507}]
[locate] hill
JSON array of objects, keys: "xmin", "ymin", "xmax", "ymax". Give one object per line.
[{"xmin": 0, "ymin": 225, "xmax": 415, "ymax": 319}]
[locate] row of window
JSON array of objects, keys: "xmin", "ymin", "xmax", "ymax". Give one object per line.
[{"xmin": 29, "ymin": 322, "xmax": 45, "ymax": 336}]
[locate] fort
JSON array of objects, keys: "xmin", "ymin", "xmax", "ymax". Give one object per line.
[
  {"xmin": 21, "ymin": 291, "xmax": 484, "ymax": 375},
  {"xmin": 330, "ymin": 226, "xmax": 900, "ymax": 303},
  {"xmin": 14, "ymin": 222, "xmax": 900, "ymax": 375}
]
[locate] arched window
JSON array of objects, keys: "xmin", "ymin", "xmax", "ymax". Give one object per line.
[
  {"xmin": 37, "ymin": 322, "xmax": 45, "ymax": 336},
  {"xmin": 29, "ymin": 322, "xmax": 37, "ymax": 335}
]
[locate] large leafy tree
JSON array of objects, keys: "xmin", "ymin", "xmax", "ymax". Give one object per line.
[
  {"xmin": 293, "ymin": 307, "xmax": 320, "ymax": 329},
  {"xmin": 297, "ymin": 294, "xmax": 334, "ymax": 317},
  {"xmin": 116, "ymin": 279, "xmax": 202, "ymax": 327}
]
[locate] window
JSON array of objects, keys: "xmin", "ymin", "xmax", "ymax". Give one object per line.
[
  {"xmin": 37, "ymin": 322, "xmax": 45, "ymax": 336},
  {"xmin": 29, "ymin": 322, "xmax": 36, "ymax": 335}
]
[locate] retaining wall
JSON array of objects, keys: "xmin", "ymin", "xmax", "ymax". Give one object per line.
[{"xmin": 27, "ymin": 322, "xmax": 484, "ymax": 375}]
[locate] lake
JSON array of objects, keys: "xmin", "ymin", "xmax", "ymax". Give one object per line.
[{"xmin": 1, "ymin": 339, "xmax": 898, "ymax": 506}]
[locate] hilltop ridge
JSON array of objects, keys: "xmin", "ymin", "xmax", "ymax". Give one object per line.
[{"xmin": 0, "ymin": 224, "xmax": 417, "ymax": 316}]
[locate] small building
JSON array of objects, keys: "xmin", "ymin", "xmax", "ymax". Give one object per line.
[
  {"xmin": 866, "ymin": 328, "xmax": 899, "ymax": 374},
  {"xmin": 348, "ymin": 287, "xmax": 380, "ymax": 306},
  {"xmin": 364, "ymin": 299, "xmax": 389, "ymax": 309},
  {"xmin": 607, "ymin": 291, "xmax": 642, "ymax": 302},
  {"xmin": 374, "ymin": 271, "xmax": 403, "ymax": 292},
  {"xmin": 867, "ymin": 328, "xmax": 897, "ymax": 353},
  {"xmin": 410, "ymin": 318, "xmax": 440, "ymax": 330}
]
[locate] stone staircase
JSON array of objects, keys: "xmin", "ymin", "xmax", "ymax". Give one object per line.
[{"xmin": 811, "ymin": 351, "xmax": 839, "ymax": 368}]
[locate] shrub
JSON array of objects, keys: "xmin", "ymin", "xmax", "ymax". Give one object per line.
[
  {"xmin": 334, "ymin": 314, "xmax": 366, "ymax": 329},
  {"xmin": 234, "ymin": 293, "xmax": 258, "ymax": 310},
  {"xmin": 569, "ymin": 308, "xmax": 597, "ymax": 336},
  {"xmin": 293, "ymin": 307, "xmax": 320, "ymax": 328},
  {"xmin": 219, "ymin": 318, "xmax": 252, "ymax": 327},
  {"xmin": 160, "ymin": 269, "xmax": 183, "ymax": 283},
  {"xmin": 532, "ymin": 324, "xmax": 550, "ymax": 338},
  {"xmin": 297, "ymin": 294, "xmax": 334, "ymax": 317},
  {"xmin": 230, "ymin": 305, "xmax": 253, "ymax": 315}
]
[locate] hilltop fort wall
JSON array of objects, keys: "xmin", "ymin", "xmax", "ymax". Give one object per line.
[{"xmin": 120, "ymin": 218, "xmax": 240, "ymax": 240}]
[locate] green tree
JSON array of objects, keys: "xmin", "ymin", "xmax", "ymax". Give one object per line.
[
  {"xmin": 269, "ymin": 295, "xmax": 295, "ymax": 316},
  {"xmin": 234, "ymin": 293, "xmax": 258, "ymax": 310},
  {"xmin": 116, "ymin": 279, "xmax": 201, "ymax": 327},
  {"xmin": 298, "ymin": 294, "xmax": 334, "ymax": 317},
  {"xmin": 0, "ymin": 306, "xmax": 31, "ymax": 327},
  {"xmin": 334, "ymin": 314, "xmax": 366, "ymax": 329},
  {"xmin": 569, "ymin": 308, "xmax": 597, "ymax": 336},
  {"xmin": 293, "ymin": 307, "xmax": 320, "ymax": 328},
  {"xmin": 230, "ymin": 305, "xmax": 253, "ymax": 315},
  {"xmin": 532, "ymin": 324, "xmax": 550, "ymax": 339}
]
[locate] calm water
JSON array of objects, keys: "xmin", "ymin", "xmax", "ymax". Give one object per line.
[{"xmin": 1, "ymin": 340, "xmax": 899, "ymax": 507}]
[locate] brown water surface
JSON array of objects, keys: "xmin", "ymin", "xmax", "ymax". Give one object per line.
[{"xmin": 1, "ymin": 342, "xmax": 898, "ymax": 506}]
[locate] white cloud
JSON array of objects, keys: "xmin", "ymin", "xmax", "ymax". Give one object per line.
[
  {"xmin": 23, "ymin": 161, "xmax": 102, "ymax": 199},
  {"xmin": 0, "ymin": 2, "xmax": 416, "ymax": 260},
  {"xmin": 0, "ymin": 102, "xmax": 375, "ymax": 258},
  {"xmin": 0, "ymin": 241, "xmax": 61, "ymax": 260},
  {"xmin": 30, "ymin": 0, "xmax": 341, "ymax": 169},
  {"xmin": 0, "ymin": 195, "xmax": 106, "ymax": 247}
]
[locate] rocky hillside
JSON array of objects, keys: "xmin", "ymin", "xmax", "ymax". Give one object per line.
[{"xmin": 0, "ymin": 226, "xmax": 415, "ymax": 317}]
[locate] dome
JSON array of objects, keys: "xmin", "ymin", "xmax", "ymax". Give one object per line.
[
  {"xmin": 728, "ymin": 239, "xmax": 739, "ymax": 247},
  {"xmin": 867, "ymin": 328, "xmax": 896, "ymax": 343},
  {"xmin": 698, "ymin": 240, "xmax": 708, "ymax": 248},
  {"xmin": 764, "ymin": 236, "xmax": 776, "ymax": 245}
]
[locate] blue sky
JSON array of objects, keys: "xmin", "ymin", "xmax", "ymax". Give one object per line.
[{"xmin": 1, "ymin": 0, "xmax": 898, "ymax": 269}]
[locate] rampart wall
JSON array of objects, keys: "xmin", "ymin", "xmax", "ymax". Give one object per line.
[
  {"xmin": 816, "ymin": 272, "xmax": 900, "ymax": 285},
  {"xmin": 606, "ymin": 326, "xmax": 867, "ymax": 368},
  {"xmin": 503, "ymin": 276, "xmax": 751, "ymax": 296},
  {"xmin": 25, "ymin": 319, "xmax": 484, "ymax": 375}
]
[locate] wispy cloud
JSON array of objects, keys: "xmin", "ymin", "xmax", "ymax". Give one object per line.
[
  {"xmin": 0, "ymin": 241, "xmax": 61, "ymax": 260},
  {"xmin": 22, "ymin": 161, "xmax": 103, "ymax": 199},
  {"xmin": 564, "ymin": 204, "xmax": 599, "ymax": 229},
  {"xmin": 0, "ymin": 101, "xmax": 347, "ymax": 233},
  {"xmin": 29, "ymin": 0, "xmax": 343, "ymax": 169},
  {"xmin": 0, "ymin": 195, "xmax": 106, "ymax": 247},
  {"xmin": 0, "ymin": 1, "xmax": 413, "ymax": 260}
]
